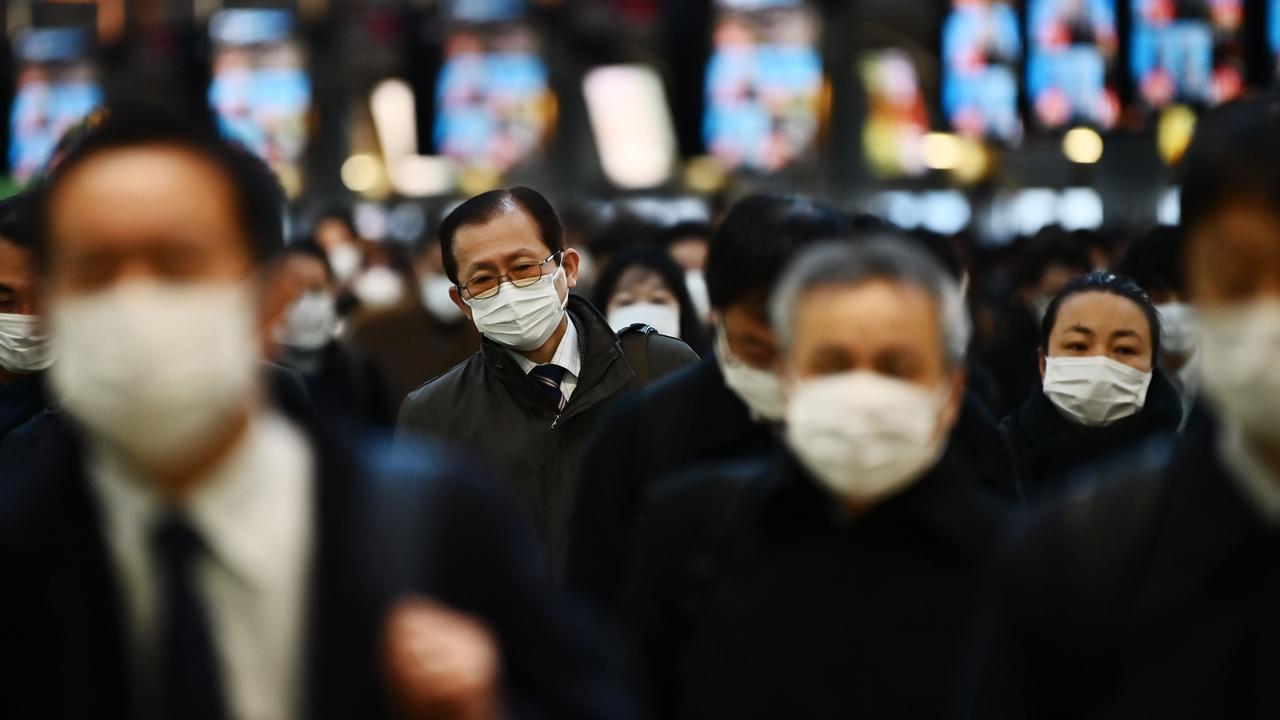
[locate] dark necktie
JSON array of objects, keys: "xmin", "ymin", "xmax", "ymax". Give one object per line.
[
  {"xmin": 529, "ymin": 363, "xmax": 568, "ymax": 412},
  {"xmin": 152, "ymin": 513, "xmax": 228, "ymax": 720}
]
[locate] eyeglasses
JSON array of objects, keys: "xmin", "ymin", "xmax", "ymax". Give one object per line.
[{"xmin": 459, "ymin": 252, "xmax": 562, "ymax": 301}]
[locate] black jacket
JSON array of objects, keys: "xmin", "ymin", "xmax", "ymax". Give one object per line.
[
  {"xmin": 0, "ymin": 391, "xmax": 639, "ymax": 720},
  {"xmin": 0, "ymin": 374, "xmax": 45, "ymax": 445},
  {"xmin": 397, "ymin": 295, "xmax": 699, "ymax": 576},
  {"xmin": 965, "ymin": 411, "xmax": 1280, "ymax": 718},
  {"xmin": 999, "ymin": 369, "xmax": 1183, "ymax": 497},
  {"xmin": 626, "ymin": 445, "xmax": 1008, "ymax": 719},
  {"xmin": 278, "ymin": 340, "xmax": 393, "ymax": 430},
  {"xmin": 567, "ymin": 355, "xmax": 778, "ymax": 609}
]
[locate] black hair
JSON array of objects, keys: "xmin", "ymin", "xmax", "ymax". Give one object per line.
[
  {"xmin": 706, "ymin": 194, "xmax": 855, "ymax": 311},
  {"xmin": 591, "ymin": 246, "xmax": 711, "ymax": 355},
  {"xmin": 0, "ymin": 192, "xmax": 34, "ymax": 250},
  {"xmin": 1115, "ymin": 226, "xmax": 1185, "ymax": 299},
  {"xmin": 34, "ymin": 98, "xmax": 285, "ymax": 268},
  {"xmin": 439, "ymin": 186, "xmax": 563, "ymax": 284},
  {"xmin": 587, "ymin": 210, "xmax": 664, "ymax": 259},
  {"xmin": 662, "ymin": 221, "xmax": 714, "ymax": 248},
  {"xmin": 1040, "ymin": 270, "xmax": 1162, "ymax": 361},
  {"xmin": 1181, "ymin": 94, "xmax": 1280, "ymax": 232},
  {"xmin": 283, "ymin": 239, "xmax": 335, "ymax": 283},
  {"xmin": 908, "ymin": 229, "xmax": 965, "ymax": 282},
  {"xmin": 1014, "ymin": 230, "xmax": 1091, "ymax": 291}
]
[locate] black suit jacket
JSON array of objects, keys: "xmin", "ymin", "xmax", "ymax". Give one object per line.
[
  {"xmin": 0, "ymin": 399, "xmax": 639, "ymax": 719},
  {"xmin": 966, "ymin": 410, "xmax": 1280, "ymax": 718}
]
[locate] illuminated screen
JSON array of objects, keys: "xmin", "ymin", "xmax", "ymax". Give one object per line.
[
  {"xmin": 943, "ymin": 0, "xmax": 1022, "ymax": 142},
  {"xmin": 859, "ymin": 49, "xmax": 929, "ymax": 178},
  {"xmin": 704, "ymin": 0, "xmax": 823, "ymax": 172},
  {"xmin": 8, "ymin": 28, "xmax": 102, "ymax": 184},
  {"xmin": 434, "ymin": 24, "xmax": 552, "ymax": 173},
  {"xmin": 208, "ymin": 9, "xmax": 311, "ymax": 193},
  {"xmin": 1130, "ymin": 0, "xmax": 1245, "ymax": 108},
  {"xmin": 1271, "ymin": 0, "xmax": 1280, "ymax": 71},
  {"xmin": 1028, "ymin": 0, "xmax": 1119, "ymax": 129}
]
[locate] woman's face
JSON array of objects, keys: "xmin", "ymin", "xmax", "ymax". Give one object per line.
[
  {"xmin": 1041, "ymin": 291, "xmax": 1155, "ymax": 374},
  {"xmin": 606, "ymin": 266, "xmax": 679, "ymax": 315}
]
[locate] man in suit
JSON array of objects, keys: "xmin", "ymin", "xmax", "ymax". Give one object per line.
[
  {"xmin": 0, "ymin": 101, "xmax": 635, "ymax": 720},
  {"xmin": 396, "ymin": 187, "xmax": 698, "ymax": 576}
]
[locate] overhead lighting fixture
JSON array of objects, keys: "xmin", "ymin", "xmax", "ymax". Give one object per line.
[
  {"xmin": 1062, "ymin": 127, "xmax": 1104, "ymax": 164},
  {"xmin": 921, "ymin": 133, "xmax": 963, "ymax": 171},
  {"xmin": 341, "ymin": 154, "xmax": 381, "ymax": 194}
]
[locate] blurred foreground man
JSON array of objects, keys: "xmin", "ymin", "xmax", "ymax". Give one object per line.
[
  {"xmin": 0, "ymin": 192, "xmax": 51, "ymax": 443},
  {"xmin": 965, "ymin": 95, "xmax": 1280, "ymax": 717},
  {"xmin": 396, "ymin": 188, "xmax": 698, "ymax": 575},
  {"xmin": 567, "ymin": 195, "xmax": 854, "ymax": 608},
  {"xmin": 0, "ymin": 104, "xmax": 634, "ymax": 720},
  {"xmin": 627, "ymin": 239, "xmax": 1007, "ymax": 718}
]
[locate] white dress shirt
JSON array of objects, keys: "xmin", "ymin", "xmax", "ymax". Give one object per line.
[
  {"xmin": 1220, "ymin": 419, "xmax": 1280, "ymax": 527},
  {"xmin": 88, "ymin": 412, "xmax": 315, "ymax": 720},
  {"xmin": 510, "ymin": 314, "xmax": 583, "ymax": 402}
]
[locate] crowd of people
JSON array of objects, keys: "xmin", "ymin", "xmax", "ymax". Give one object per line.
[{"xmin": 0, "ymin": 90, "xmax": 1279, "ymax": 719}]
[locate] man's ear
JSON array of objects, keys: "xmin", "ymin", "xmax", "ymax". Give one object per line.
[
  {"xmin": 562, "ymin": 248, "xmax": 581, "ymax": 290},
  {"xmin": 258, "ymin": 261, "xmax": 296, "ymax": 355},
  {"xmin": 449, "ymin": 284, "xmax": 474, "ymax": 322},
  {"xmin": 1038, "ymin": 348, "xmax": 1047, "ymax": 380},
  {"xmin": 939, "ymin": 367, "xmax": 968, "ymax": 432}
]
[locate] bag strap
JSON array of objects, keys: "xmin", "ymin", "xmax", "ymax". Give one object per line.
[{"xmin": 617, "ymin": 323, "xmax": 656, "ymax": 386}]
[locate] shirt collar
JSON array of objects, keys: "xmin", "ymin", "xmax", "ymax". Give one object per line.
[
  {"xmin": 509, "ymin": 314, "xmax": 582, "ymax": 380},
  {"xmin": 88, "ymin": 412, "xmax": 314, "ymax": 590},
  {"xmin": 1219, "ymin": 419, "xmax": 1280, "ymax": 527}
]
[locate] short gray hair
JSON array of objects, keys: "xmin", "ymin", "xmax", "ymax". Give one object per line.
[{"xmin": 769, "ymin": 237, "xmax": 972, "ymax": 368}]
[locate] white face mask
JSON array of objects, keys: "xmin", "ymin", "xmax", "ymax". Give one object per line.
[
  {"xmin": 1199, "ymin": 301, "xmax": 1280, "ymax": 444},
  {"xmin": 465, "ymin": 265, "xmax": 567, "ymax": 352},
  {"xmin": 420, "ymin": 273, "xmax": 466, "ymax": 324},
  {"xmin": 0, "ymin": 312, "xmax": 53, "ymax": 374},
  {"xmin": 328, "ymin": 243, "xmax": 362, "ymax": 282},
  {"xmin": 49, "ymin": 282, "xmax": 261, "ymax": 472},
  {"xmin": 714, "ymin": 324, "xmax": 785, "ymax": 422},
  {"xmin": 685, "ymin": 269, "xmax": 711, "ymax": 323},
  {"xmin": 353, "ymin": 266, "xmax": 406, "ymax": 309},
  {"xmin": 786, "ymin": 371, "xmax": 949, "ymax": 504},
  {"xmin": 1156, "ymin": 302, "xmax": 1198, "ymax": 357},
  {"xmin": 275, "ymin": 290, "xmax": 336, "ymax": 351},
  {"xmin": 1042, "ymin": 355, "xmax": 1153, "ymax": 428},
  {"xmin": 608, "ymin": 302, "xmax": 681, "ymax": 338}
]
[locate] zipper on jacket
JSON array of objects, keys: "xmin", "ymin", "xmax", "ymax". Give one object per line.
[{"xmin": 551, "ymin": 413, "xmax": 561, "ymax": 430}]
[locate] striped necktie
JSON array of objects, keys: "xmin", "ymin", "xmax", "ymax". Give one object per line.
[{"xmin": 529, "ymin": 363, "xmax": 568, "ymax": 412}]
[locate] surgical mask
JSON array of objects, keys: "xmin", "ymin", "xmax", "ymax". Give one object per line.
[
  {"xmin": 1199, "ymin": 301, "xmax": 1280, "ymax": 444},
  {"xmin": 715, "ymin": 324, "xmax": 785, "ymax": 422},
  {"xmin": 0, "ymin": 312, "xmax": 53, "ymax": 374},
  {"xmin": 420, "ymin": 273, "xmax": 465, "ymax": 324},
  {"xmin": 49, "ymin": 282, "xmax": 260, "ymax": 472},
  {"xmin": 786, "ymin": 371, "xmax": 949, "ymax": 503},
  {"xmin": 1042, "ymin": 355, "xmax": 1153, "ymax": 428},
  {"xmin": 685, "ymin": 270, "xmax": 711, "ymax": 323},
  {"xmin": 353, "ymin": 266, "xmax": 406, "ymax": 309},
  {"xmin": 328, "ymin": 243, "xmax": 362, "ymax": 282},
  {"xmin": 275, "ymin": 290, "xmax": 336, "ymax": 351},
  {"xmin": 465, "ymin": 265, "xmax": 567, "ymax": 351},
  {"xmin": 1156, "ymin": 302, "xmax": 1198, "ymax": 357},
  {"xmin": 608, "ymin": 302, "xmax": 681, "ymax": 338}
]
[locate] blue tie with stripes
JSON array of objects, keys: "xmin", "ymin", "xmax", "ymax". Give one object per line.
[{"xmin": 529, "ymin": 364, "xmax": 567, "ymax": 412}]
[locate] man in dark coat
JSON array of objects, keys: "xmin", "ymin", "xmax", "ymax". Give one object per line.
[
  {"xmin": 0, "ymin": 102, "xmax": 636, "ymax": 720},
  {"xmin": 627, "ymin": 238, "xmax": 1010, "ymax": 719},
  {"xmin": 964, "ymin": 95, "xmax": 1280, "ymax": 717},
  {"xmin": 566, "ymin": 195, "xmax": 855, "ymax": 608},
  {"xmin": 396, "ymin": 188, "xmax": 698, "ymax": 576}
]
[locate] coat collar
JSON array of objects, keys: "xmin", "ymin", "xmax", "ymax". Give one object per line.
[{"xmin": 478, "ymin": 295, "xmax": 634, "ymax": 421}]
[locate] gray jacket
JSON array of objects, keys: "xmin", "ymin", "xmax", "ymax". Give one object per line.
[{"xmin": 397, "ymin": 294, "xmax": 699, "ymax": 576}]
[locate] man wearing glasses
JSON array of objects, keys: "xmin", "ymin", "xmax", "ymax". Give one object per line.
[{"xmin": 396, "ymin": 187, "xmax": 698, "ymax": 578}]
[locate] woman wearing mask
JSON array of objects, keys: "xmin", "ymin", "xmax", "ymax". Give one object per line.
[
  {"xmin": 1000, "ymin": 271, "xmax": 1183, "ymax": 497},
  {"xmin": 591, "ymin": 246, "xmax": 711, "ymax": 356}
]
